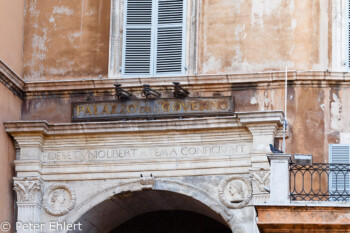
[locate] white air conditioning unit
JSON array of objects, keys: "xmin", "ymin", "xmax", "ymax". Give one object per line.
[{"xmin": 294, "ymin": 154, "xmax": 312, "ymax": 165}]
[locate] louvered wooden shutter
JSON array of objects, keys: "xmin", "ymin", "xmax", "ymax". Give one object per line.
[
  {"xmin": 155, "ymin": 0, "xmax": 185, "ymax": 74},
  {"xmin": 329, "ymin": 144, "xmax": 350, "ymax": 194},
  {"xmin": 123, "ymin": 0, "xmax": 185, "ymax": 76},
  {"xmin": 123, "ymin": 0, "xmax": 153, "ymax": 75}
]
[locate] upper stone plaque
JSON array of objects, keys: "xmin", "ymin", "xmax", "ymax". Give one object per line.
[{"xmin": 72, "ymin": 97, "xmax": 234, "ymax": 121}]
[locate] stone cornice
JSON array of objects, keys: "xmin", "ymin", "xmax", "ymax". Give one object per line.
[
  {"xmin": 4, "ymin": 117, "xmax": 241, "ymax": 136},
  {"xmin": 22, "ymin": 71, "xmax": 350, "ymax": 97},
  {"xmin": 0, "ymin": 59, "xmax": 25, "ymax": 98},
  {"xmin": 2, "ymin": 69, "xmax": 350, "ymax": 98},
  {"xmin": 236, "ymin": 111, "xmax": 284, "ymax": 125},
  {"xmin": 4, "ymin": 111, "xmax": 284, "ymax": 136},
  {"xmin": 267, "ymin": 154, "xmax": 292, "ymax": 163}
]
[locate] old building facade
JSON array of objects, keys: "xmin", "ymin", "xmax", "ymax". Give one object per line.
[{"xmin": 1, "ymin": 0, "xmax": 350, "ymax": 232}]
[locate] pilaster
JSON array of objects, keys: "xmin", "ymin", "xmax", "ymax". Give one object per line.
[
  {"xmin": 267, "ymin": 154, "xmax": 292, "ymax": 204},
  {"xmin": 14, "ymin": 177, "xmax": 42, "ymax": 233},
  {"xmin": 246, "ymin": 123, "xmax": 278, "ymax": 168},
  {"xmin": 15, "ymin": 134, "xmax": 45, "ymax": 161}
]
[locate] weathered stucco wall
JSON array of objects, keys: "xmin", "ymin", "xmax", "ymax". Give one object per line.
[
  {"xmin": 0, "ymin": 84, "xmax": 22, "ymax": 232},
  {"xmin": 23, "ymin": 0, "xmax": 111, "ymax": 81},
  {"xmin": 197, "ymin": 0, "xmax": 329, "ymax": 74},
  {"xmin": 22, "ymin": 0, "xmax": 330, "ymax": 80},
  {"xmin": 0, "ymin": 0, "xmax": 24, "ymax": 75},
  {"xmin": 233, "ymin": 83, "xmax": 345, "ymax": 163}
]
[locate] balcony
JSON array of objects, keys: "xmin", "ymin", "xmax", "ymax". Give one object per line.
[
  {"xmin": 290, "ymin": 163, "xmax": 350, "ymax": 202},
  {"xmin": 256, "ymin": 154, "xmax": 350, "ymax": 233}
]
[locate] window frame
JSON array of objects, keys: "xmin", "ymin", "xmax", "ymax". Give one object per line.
[
  {"xmin": 121, "ymin": 0, "xmax": 187, "ymax": 78},
  {"xmin": 108, "ymin": 0, "xmax": 198, "ymax": 78},
  {"xmin": 332, "ymin": 0, "xmax": 350, "ymax": 71}
]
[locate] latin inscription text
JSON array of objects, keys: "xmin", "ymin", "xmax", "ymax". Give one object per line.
[{"xmin": 42, "ymin": 143, "xmax": 250, "ymax": 162}]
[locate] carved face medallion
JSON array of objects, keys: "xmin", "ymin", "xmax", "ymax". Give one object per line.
[
  {"xmin": 218, "ymin": 176, "xmax": 252, "ymax": 209},
  {"xmin": 43, "ymin": 184, "xmax": 76, "ymax": 216}
]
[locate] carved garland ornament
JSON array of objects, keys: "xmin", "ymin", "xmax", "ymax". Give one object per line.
[
  {"xmin": 218, "ymin": 176, "xmax": 252, "ymax": 209},
  {"xmin": 43, "ymin": 183, "xmax": 76, "ymax": 216}
]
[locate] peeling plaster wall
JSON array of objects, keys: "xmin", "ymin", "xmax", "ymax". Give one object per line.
[
  {"xmin": 23, "ymin": 0, "xmax": 111, "ymax": 81},
  {"xmin": 0, "ymin": 84, "xmax": 22, "ymax": 231},
  {"xmin": 233, "ymin": 84, "xmax": 350, "ymax": 163},
  {"xmin": 198, "ymin": 0, "xmax": 328, "ymax": 74},
  {"xmin": 22, "ymin": 0, "xmax": 329, "ymax": 80},
  {"xmin": 0, "ymin": 0, "xmax": 25, "ymax": 75}
]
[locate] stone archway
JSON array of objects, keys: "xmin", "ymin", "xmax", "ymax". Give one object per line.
[
  {"xmin": 64, "ymin": 179, "xmax": 236, "ymax": 233},
  {"xmin": 6, "ymin": 112, "xmax": 281, "ymax": 233}
]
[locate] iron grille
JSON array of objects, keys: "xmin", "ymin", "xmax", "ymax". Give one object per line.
[{"xmin": 290, "ymin": 163, "xmax": 350, "ymax": 201}]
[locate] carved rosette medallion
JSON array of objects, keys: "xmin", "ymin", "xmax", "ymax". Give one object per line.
[
  {"xmin": 218, "ymin": 176, "xmax": 252, "ymax": 209},
  {"xmin": 43, "ymin": 184, "xmax": 76, "ymax": 216}
]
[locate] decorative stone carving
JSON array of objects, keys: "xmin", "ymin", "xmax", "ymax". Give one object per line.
[
  {"xmin": 14, "ymin": 177, "xmax": 42, "ymax": 203},
  {"xmin": 140, "ymin": 174, "xmax": 155, "ymax": 190},
  {"xmin": 250, "ymin": 168, "xmax": 270, "ymax": 194},
  {"xmin": 218, "ymin": 176, "xmax": 252, "ymax": 209},
  {"xmin": 43, "ymin": 183, "xmax": 76, "ymax": 216},
  {"xmin": 219, "ymin": 176, "xmax": 252, "ymax": 209}
]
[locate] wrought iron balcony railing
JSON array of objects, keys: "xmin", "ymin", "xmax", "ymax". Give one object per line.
[{"xmin": 290, "ymin": 163, "xmax": 350, "ymax": 201}]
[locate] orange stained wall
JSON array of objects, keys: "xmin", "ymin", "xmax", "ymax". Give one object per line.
[
  {"xmin": 0, "ymin": 84, "xmax": 22, "ymax": 233},
  {"xmin": 22, "ymin": 0, "xmax": 330, "ymax": 81},
  {"xmin": 0, "ymin": 0, "xmax": 25, "ymax": 75},
  {"xmin": 197, "ymin": 0, "xmax": 329, "ymax": 74},
  {"xmin": 22, "ymin": 0, "xmax": 111, "ymax": 81}
]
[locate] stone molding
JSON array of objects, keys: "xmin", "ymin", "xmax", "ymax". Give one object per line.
[
  {"xmin": 14, "ymin": 177, "xmax": 42, "ymax": 204},
  {"xmin": 4, "ymin": 111, "xmax": 284, "ymax": 136},
  {"xmin": 267, "ymin": 154, "xmax": 292, "ymax": 164},
  {"xmin": 20, "ymin": 71, "xmax": 350, "ymax": 97},
  {"xmin": 43, "ymin": 183, "xmax": 76, "ymax": 216},
  {"xmin": 0, "ymin": 59, "xmax": 25, "ymax": 98},
  {"xmin": 1, "ymin": 67, "xmax": 350, "ymax": 98},
  {"xmin": 218, "ymin": 176, "xmax": 252, "ymax": 209}
]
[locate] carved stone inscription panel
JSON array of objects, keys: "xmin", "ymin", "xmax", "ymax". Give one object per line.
[{"xmin": 42, "ymin": 143, "xmax": 251, "ymax": 162}]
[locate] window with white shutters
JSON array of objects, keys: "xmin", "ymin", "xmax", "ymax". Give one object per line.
[
  {"xmin": 329, "ymin": 144, "xmax": 350, "ymax": 197},
  {"xmin": 331, "ymin": 0, "xmax": 350, "ymax": 71},
  {"xmin": 123, "ymin": 0, "xmax": 186, "ymax": 76}
]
